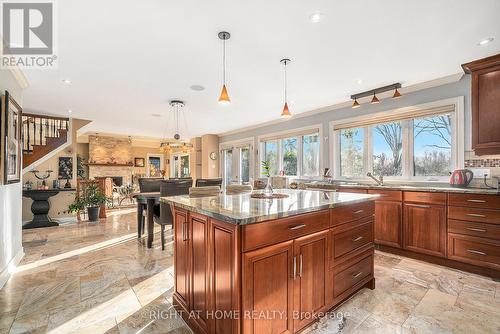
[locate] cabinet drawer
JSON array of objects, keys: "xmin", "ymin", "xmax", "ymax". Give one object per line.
[
  {"xmin": 404, "ymin": 191, "xmax": 447, "ymax": 205},
  {"xmin": 448, "ymin": 206, "xmax": 500, "ymax": 225},
  {"xmin": 368, "ymin": 189, "xmax": 402, "ymax": 201},
  {"xmin": 448, "ymin": 234, "xmax": 500, "ymax": 270},
  {"xmin": 448, "ymin": 219, "xmax": 500, "ymax": 240},
  {"xmin": 333, "ymin": 252, "xmax": 373, "ymax": 298},
  {"xmin": 331, "ymin": 201, "xmax": 374, "ymax": 227},
  {"xmin": 242, "ymin": 210, "xmax": 329, "ymax": 251},
  {"xmin": 448, "ymin": 193, "xmax": 500, "ymax": 210},
  {"xmin": 332, "ymin": 220, "xmax": 373, "ymax": 261}
]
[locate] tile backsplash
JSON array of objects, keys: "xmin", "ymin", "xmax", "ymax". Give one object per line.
[{"xmin": 464, "ymin": 150, "xmax": 500, "ymax": 177}]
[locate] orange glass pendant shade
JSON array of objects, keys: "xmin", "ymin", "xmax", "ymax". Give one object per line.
[
  {"xmin": 352, "ymin": 99, "xmax": 360, "ymax": 108},
  {"xmin": 392, "ymin": 88, "xmax": 402, "ymax": 99},
  {"xmin": 281, "ymin": 102, "xmax": 292, "ymax": 118},
  {"xmin": 218, "ymin": 84, "xmax": 231, "ymax": 104},
  {"xmin": 370, "ymin": 94, "xmax": 380, "ymax": 104}
]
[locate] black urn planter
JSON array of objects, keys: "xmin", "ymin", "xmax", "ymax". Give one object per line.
[{"xmin": 87, "ymin": 206, "xmax": 100, "ymax": 222}]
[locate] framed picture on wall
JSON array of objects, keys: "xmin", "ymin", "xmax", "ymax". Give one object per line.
[
  {"xmin": 58, "ymin": 157, "xmax": 73, "ymax": 179},
  {"xmin": 134, "ymin": 157, "xmax": 145, "ymax": 167},
  {"xmin": 1, "ymin": 91, "xmax": 22, "ymax": 184}
]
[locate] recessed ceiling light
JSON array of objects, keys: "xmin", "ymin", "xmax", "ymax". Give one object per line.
[
  {"xmin": 357, "ymin": 79, "xmax": 363, "ymax": 85},
  {"xmin": 478, "ymin": 37, "xmax": 494, "ymax": 46},
  {"xmin": 151, "ymin": 113, "xmax": 162, "ymax": 117},
  {"xmin": 309, "ymin": 12, "xmax": 324, "ymax": 23},
  {"xmin": 62, "ymin": 79, "xmax": 72, "ymax": 84},
  {"xmin": 67, "ymin": 109, "xmax": 72, "ymax": 114},
  {"xmin": 190, "ymin": 85, "xmax": 205, "ymax": 91}
]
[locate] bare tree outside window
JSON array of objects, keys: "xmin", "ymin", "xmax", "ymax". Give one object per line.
[
  {"xmin": 373, "ymin": 122, "xmax": 403, "ymax": 176},
  {"xmin": 413, "ymin": 114, "xmax": 452, "ymax": 176},
  {"xmin": 340, "ymin": 128, "xmax": 364, "ymax": 177}
]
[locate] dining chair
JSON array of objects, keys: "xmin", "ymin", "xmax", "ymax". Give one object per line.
[
  {"xmin": 189, "ymin": 186, "xmax": 221, "ymax": 197},
  {"xmin": 226, "ymin": 184, "xmax": 253, "ymax": 195},
  {"xmin": 195, "ymin": 178, "xmax": 223, "ymax": 188},
  {"xmin": 154, "ymin": 178, "xmax": 193, "ymax": 250},
  {"xmin": 137, "ymin": 177, "xmax": 162, "ymax": 237}
]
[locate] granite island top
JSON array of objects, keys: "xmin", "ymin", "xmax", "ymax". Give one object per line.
[
  {"xmin": 304, "ymin": 182, "xmax": 500, "ymax": 195},
  {"xmin": 161, "ymin": 189, "xmax": 378, "ymax": 225}
]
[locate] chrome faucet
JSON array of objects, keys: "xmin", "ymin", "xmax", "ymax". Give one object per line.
[{"xmin": 366, "ymin": 172, "xmax": 384, "ymax": 186}]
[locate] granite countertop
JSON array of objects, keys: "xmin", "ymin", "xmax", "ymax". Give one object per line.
[
  {"xmin": 161, "ymin": 189, "xmax": 378, "ymax": 225},
  {"xmin": 303, "ymin": 182, "xmax": 500, "ymax": 195}
]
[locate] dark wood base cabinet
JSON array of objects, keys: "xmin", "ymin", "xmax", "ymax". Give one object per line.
[{"xmin": 172, "ymin": 202, "xmax": 376, "ymax": 334}]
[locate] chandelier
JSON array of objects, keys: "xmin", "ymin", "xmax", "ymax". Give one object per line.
[{"xmin": 160, "ymin": 100, "xmax": 194, "ymax": 153}]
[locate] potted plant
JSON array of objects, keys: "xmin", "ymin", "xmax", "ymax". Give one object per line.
[
  {"xmin": 69, "ymin": 183, "xmax": 108, "ymax": 221},
  {"xmin": 261, "ymin": 160, "xmax": 273, "ymax": 194}
]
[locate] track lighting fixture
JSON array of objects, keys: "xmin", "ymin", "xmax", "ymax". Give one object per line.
[{"xmin": 350, "ymin": 83, "xmax": 402, "ymax": 108}]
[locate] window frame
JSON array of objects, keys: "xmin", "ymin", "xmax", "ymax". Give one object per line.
[
  {"xmin": 331, "ymin": 97, "xmax": 464, "ymax": 182},
  {"xmin": 257, "ymin": 124, "xmax": 323, "ymax": 178}
]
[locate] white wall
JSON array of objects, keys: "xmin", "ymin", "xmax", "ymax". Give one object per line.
[{"xmin": 0, "ymin": 69, "xmax": 25, "ymax": 289}]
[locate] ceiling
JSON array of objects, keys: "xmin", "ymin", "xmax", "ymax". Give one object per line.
[{"xmin": 20, "ymin": 0, "xmax": 500, "ymax": 139}]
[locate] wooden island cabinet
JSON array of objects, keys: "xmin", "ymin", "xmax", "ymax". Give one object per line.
[{"xmin": 163, "ymin": 190, "xmax": 377, "ymax": 334}]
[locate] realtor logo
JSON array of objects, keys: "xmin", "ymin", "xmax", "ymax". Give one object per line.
[{"xmin": 1, "ymin": 0, "xmax": 57, "ymax": 68}]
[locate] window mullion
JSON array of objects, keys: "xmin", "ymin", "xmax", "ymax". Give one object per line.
[{"xmin": 365, "ymin": 126, "xmax": 372, "ymax": 177}]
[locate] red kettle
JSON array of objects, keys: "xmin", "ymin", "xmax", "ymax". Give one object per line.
[{"xmin": 449, "ymin": 169, "xmax": 474, "ymax": 188}]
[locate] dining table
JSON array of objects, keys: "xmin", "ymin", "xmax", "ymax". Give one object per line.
[{"xmin": 133, "ymin": 192, "xmax": 160, "ymax": 248}]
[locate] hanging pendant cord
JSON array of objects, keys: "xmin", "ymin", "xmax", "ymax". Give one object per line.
[
  {"xmin": 222, "ymin": 38, "xmax": 226, "ymax": 85},
  {"xmin": 284, "ymin": 61, "xmax": 287, "ymax": 103}
]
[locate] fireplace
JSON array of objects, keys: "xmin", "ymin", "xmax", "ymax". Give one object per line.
[{"xmin": 110, "ymin": 176, "xmax": 123, "ymax": 187}]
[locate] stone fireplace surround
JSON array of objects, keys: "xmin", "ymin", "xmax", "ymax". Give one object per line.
[{"xmin": 88, "ymin": 135, "xmax": 135, "ymax": 185}]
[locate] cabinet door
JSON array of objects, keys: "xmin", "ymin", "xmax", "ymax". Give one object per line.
[
  {"xmin": 242, "ymin": 240, "xmax": 294, "ymax": 334},
  {"xmin": 174, "ymin": 209, "xmax": 190, "ymax": 309},
  {"xmin": 293, "ymin": 230, "xmax": 329, "ymax": 332},
  {"xmin": 209, "ymin": 218, "xmax": 240, "ymax": 334},
  {"xmin": 190, "ymin": 213, "xmax": 209, "ymax": 333},
  {"xmin": 403, "ymin": 203, "xmax": 446, "ymax": 258},
  {"xmin": 374, "ymin": 201, "xmax": 402, "ymax": 248}
]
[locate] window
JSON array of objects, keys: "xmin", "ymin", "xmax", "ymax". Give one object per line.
[
  {"xmin": 333, "ymin": 99, "xmax": 462, "ymax": 181},
  {"xmin": 240, "ymin": 147, "xmax": 250, "ymax": 182},
  {"xmin": 373, "ymin": 122, "xmax": 402, "ymax": 176},
  {"xmin": 340, "ymin": 128, "xmax": 364, "ymax": 178},
  {"xmin": 302, "ymin": 134, "xmax": 320, "ymax": 176},
  {"xmin": 263, "ymin": 140, "xmax": 279, "ymax": 176},
  {"xmin": 260, "ymin": 129, "xmax": 321, "ymax": 177},
  {"xmin": 223, "ymin": 149, "xmax": 233, "ymax": 184},
  {"xmin": 282, "ymin": 137, "xmax": 298, "ymax": 176},
  {"xmin": 413, "ymin": 114, "xmax": 452, "ymax": 176}
]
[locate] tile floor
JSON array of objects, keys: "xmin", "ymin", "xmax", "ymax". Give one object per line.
[{"xmin": 1, "ymin": 208, "xmax": 499, "ymax": 334}]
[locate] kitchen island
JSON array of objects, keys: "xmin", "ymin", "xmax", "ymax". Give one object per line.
[{"xmin": 161, "ymin": 189, "xmax": 378, "ymax": 334}]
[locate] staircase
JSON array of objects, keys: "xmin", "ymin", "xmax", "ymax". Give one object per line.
[{"xmin": 22, "ymin": 113, "xmax": 70, "ymax": 169}]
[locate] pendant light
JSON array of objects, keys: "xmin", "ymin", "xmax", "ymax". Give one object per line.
[
  {"xmin": 370, "ymin": 93, "xmax": 380, "ymax": 104},
  {"xmin": 280, "ymin": 58, "xmax": 292, "ymax": 119},
  {"xmin": 392, "ymin": 88, "xmax": 402, "ymax": 99},
  {"xmin": 218, "ymin": 31, "xmax": 231, "ymax": 104},
  {"xmin": 352, "ymin": 98, "xmax": 360, "ymax": 109}
]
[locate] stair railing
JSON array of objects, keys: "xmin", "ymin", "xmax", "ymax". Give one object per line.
[{"xmin": 22, "ymin": 113, "xmax": 70, "ymax": 154}]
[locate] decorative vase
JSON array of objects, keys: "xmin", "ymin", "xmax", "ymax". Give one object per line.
[
  {"xmin": 264, "ymin": 177, "xmax": 273, "ymax": 194},
  {"xmin": 87, "ymin": 206, "xmax": 100, "ymax": 222}
]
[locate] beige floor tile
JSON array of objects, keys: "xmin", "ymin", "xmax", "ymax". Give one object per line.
[{"xmin": 352, "ymin": 314, "xmax": 407, "ymax": 334}]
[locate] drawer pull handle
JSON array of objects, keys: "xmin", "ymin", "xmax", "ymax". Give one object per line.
[
  {"xmin": 352, "ymin": 236, "xmax": 364, "ymax": 242},
  {"xmin": 467, "ymin": 249, "xmax": 486, "ymax": 256},
  {"xmin": 466, "ymin": 213, "xmax": 486, "ymax": 218},
  {"xmin": 467, "ymin": 199, "xmax": 486, "ymax": 203},
  {"xmin": 299, "ymin": 254, "xmax": 303, "ymax": 278},
  {"xmin": 465, "ymin": 227, "xmax": 487, "ymax": 232},
  {"xmin": 353, "ymin": 210, "xmax": 364, "ymax": 214},
  {"xmin": 413, "ymin": 205, "xmax": 431, "ymax": 208},
  {"xmin": 289, "ymin": 224, "xmax": 306, "ymax": 230},
  {"xmin": 352, "ymin": 272, "xmax": 363, "ymax": 279},
  {"xmin": 292, "ymin": 256, "xmax": 297, "ymax": 280}
]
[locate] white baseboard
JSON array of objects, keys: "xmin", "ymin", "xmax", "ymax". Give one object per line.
[{"xmin": 0, "ymin": 248, "xmax": 25, "ymax": 289}]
